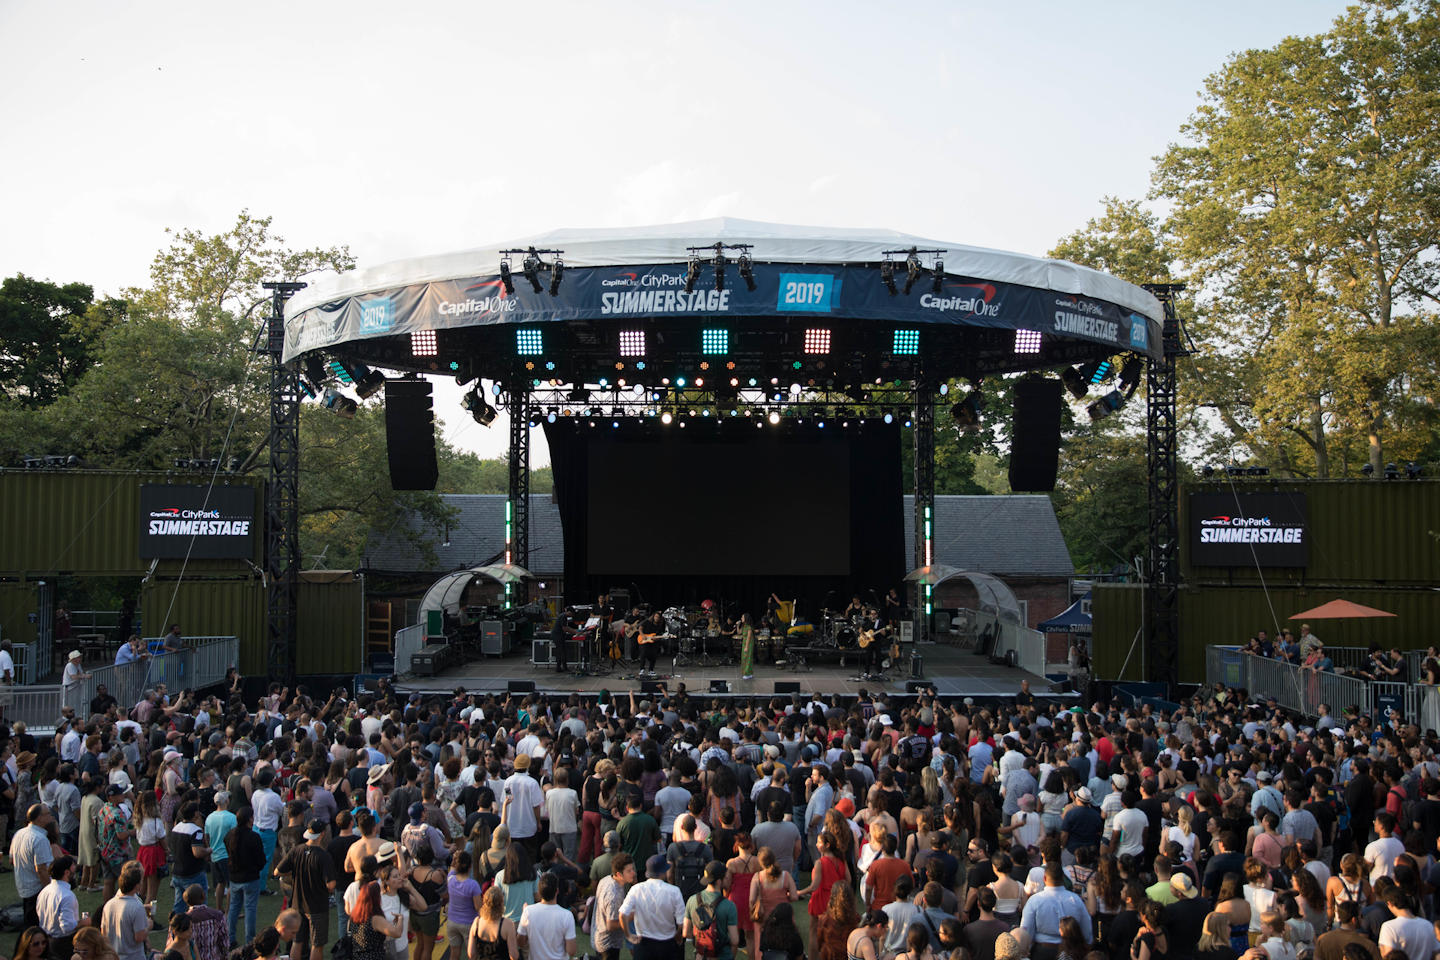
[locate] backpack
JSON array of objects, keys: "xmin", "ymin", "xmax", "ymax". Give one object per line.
[
  {"xmin": 1389, "ymin": 787, "xmax": 1417, "ymax": 838},
  {"xmin": 692, "ymin": 892, "xmax": 723, "ymax": 958},
  {"xmin": 674, "ymin": 841, "xmax": 708, "ymax": 903}
]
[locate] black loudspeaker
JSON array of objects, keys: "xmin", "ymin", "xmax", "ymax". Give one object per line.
[
  {"xmin": 709, "ymin": 680, "xmax": 730, "ymax": 693},
  {"xmin": 385, "ymin": 380, "xmax": 440, "ymax": 491},
  {"xmin": 774, "ymin": 681, "xmax": 801, "ymax": 694},
  {"xmin": 1008, "ymin": 377, "xmax": 1063, "ymax": 492},
  {"xmin": 640, "ymin": 680, "xmax": 664, "ymax": 695},
  {"xmin": 507, "ymin": 680, "xmax": 536, "ymax": 694}
]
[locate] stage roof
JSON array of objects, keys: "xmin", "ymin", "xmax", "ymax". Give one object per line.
[{"xmin": 288, "ymin": 218, "xmax": 1163, "ymax": 322}]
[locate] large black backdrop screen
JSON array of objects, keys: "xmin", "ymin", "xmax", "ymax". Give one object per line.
[{"xmin": 586, "ymin": 442, "xmax": 849, "ymax": 575}]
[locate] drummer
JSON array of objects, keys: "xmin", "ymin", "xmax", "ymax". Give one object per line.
[{"xmin": 842, "ymin": 594, "xmax": 866, "ymax": 618}]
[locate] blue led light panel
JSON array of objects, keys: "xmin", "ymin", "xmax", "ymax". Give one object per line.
[
  {"xmin": 892, "ymin": 330, "xmax": 920, "ymax": 355},
  {"xmin": 702, "ymin": 329, "xmax": 729, "ymax": 354},
  {"xmin": 516, "ymin": 329, "xmax": 544, "ymax": 355}
]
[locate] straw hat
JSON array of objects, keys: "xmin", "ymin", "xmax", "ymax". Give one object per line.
[
  {"xmin": 15, "ymin": 752, "xmax": 36, "ymax": 769},
  {"xmin": 68, "ymin": 651, "xmax": 82, "ymax": 661},
  {"xmin": 367, "ymin": 763, "xmax": 390, "ymax": 784}
]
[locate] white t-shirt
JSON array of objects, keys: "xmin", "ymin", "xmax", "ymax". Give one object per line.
[
  {"xmin": 0, "ymin": 649, "xmax": 14, "ymax": 681},
  {"xmin": 546, "ymin": 787, "xmax": 578, "ymax": 834},
  {"xmin": 1010, "ymin": 811, "xmax": 1041, "ymax": 850},
  {"xmin": 63, "ymin": 661, "xmax": 83, "ymax": 689},
  {"xmin": 517, "ymin": 901, "xmax": 576, "ymax": 960},
  {"xmin": 1379, "ymin": 915, "xmax": 1437, "ymax": 960},
  {"xmin": 1112, "ymin": 807, "xmax": 1148, "ymax": 856},
  {"xmin": 1365, "ymin": 836, "xmax": 1406, "ymax": 885},
  {"xmin": 1167, "ymin": 825, "xmax": 1196, "ymax": 860}
]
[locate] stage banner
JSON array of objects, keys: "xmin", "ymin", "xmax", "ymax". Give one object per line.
[
  {"xmin": 1189, "ymin": 492, "xmax": 1308, "ymax": 568},
  {"xmin": 139, "ymin": 484, "xmax": 256, "ymax": 559},
  {"xmin": 284, "ymin": 262, "xmax": 1162, "ymax": 362}
]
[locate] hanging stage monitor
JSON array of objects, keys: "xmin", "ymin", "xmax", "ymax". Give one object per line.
[
  {"xmin": 1189, "ymin": 492, "xmax": 1308, "ymax": 567},
  {"xmin": 139, "ymin": 484, "xmax": 256, "ymax": 559}
]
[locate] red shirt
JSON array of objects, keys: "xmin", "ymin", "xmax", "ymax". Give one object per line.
[
  {"xmin": 1095, "ymin": 736, "xmax": 1116, "ymax": 765},
  {"xmin": 865, "ymin": 855, "xmax": 913, "ymax": 910}
]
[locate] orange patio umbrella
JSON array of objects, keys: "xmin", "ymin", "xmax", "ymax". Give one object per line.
[{"xmin": 1287, "ymin": 599, "xmax": 1397, "ymax": 620}]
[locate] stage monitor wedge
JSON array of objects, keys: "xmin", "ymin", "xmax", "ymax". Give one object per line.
[
  {"xmin": 1008, "ymin": 377, "xmax": 1063, "ymax": 492},
  {"xmin": 385, "ymin": 379, "xmax": 440, "ymax": 490},
  {"xmin": 773, "ymin": 681, "xmax": 802, "ymax": 694}
]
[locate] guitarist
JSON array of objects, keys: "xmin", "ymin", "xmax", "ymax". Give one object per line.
[
  {"xmin": 637, "ymin": 610, "xmax": 667, "ymax": 677},
  {"xmin": 621, "ymin": 607, "xmax": 644, "ymax": 663},
  {"xmin": 859, "ymin": 607, "xmax": 892, "ymax": 678}
]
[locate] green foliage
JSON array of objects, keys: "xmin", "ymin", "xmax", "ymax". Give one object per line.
[
  {"xmin": 0, "ymin": 274, "xmax": 112, "ymax": 408},
  {"xmin": 1151, "ymin": 1, "xmax": 1440, "ymax": 476},
  {"xmin": 437, "ymin": 449, "xmax": 554, "ymax": 495}
]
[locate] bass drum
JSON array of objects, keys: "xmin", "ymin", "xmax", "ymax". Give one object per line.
[{"xmin": 835, "ymin": 626, "xmax": 858, "ymax": 649}]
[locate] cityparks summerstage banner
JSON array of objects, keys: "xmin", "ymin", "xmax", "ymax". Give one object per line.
[{"xmin": 284, "ymin": 262, "xmax": 1163, "ymax": 362}]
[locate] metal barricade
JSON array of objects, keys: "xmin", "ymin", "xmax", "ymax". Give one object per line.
[
  {"xmin": 1370, "ymin": 681, "xmax": 1418, "ymax": 724},
  {"xmin": 1205, "ymin": 646, "xmax": 1371, "ymax": 719},
  {"xmin": 974, "ymin": 610, "xmax": 1046, "ymax": 676},
  {"xmin": 394, "ymin": 624, "xmax": 425, "ymax": 676},
  {"xmin": 3, "ymin": 685, "xmax": 63, "ymax": 731}
]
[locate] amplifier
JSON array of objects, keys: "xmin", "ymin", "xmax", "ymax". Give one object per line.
[
  {"xmin": 481, "ymin": 620, "xmax": 513, "ymax": 656},
  {"xmin": 412, "ymin": 643, "xmax": 451, "ymax": 677},
  {"xmin": 532, "ymin": 639, "xmax": 553, "ymax": 665}
]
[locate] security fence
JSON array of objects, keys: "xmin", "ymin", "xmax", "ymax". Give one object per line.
[
  {"xmin": 1206, "ymin": 645, "xmax": 1372, "ymax": 719},
  {"xmin": 393, "ymin": 624, "xmax": 425, "ymax": 677}
]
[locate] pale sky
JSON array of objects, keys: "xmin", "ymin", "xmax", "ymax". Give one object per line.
[{"xmin": 0, "ymin": 1, "xmax": 1352, "ymax": 466}]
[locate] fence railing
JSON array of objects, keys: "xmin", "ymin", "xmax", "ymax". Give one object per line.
[
  {"xmin": 1315, "ymin": 647, "xmax": 1426, "ymax": 682},
  {"xmin": 976, "ymin": 609, "xmax": 1047, "ymax": 677},
  {"xmin": 394, "ymin": 624, "xmax": 425, "ymax": 677},
  {"xmin": 3, "ymin": 637, "xmax": 238, "ymax": 733},
  {"xmin": 1206, "ymin": 645, "xmax": 1372, "ymax": 719}
]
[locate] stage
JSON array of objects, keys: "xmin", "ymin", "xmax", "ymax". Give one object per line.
[{"xmin": 394, "ymin": 639, "xmax": 1068, "ymax": 701}]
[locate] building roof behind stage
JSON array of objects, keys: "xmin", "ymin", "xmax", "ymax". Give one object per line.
[
  {"xmin": 365, "ymin": 492, "xmax": 1073, "ymax": 580},
  {"xmin": 363, "ymin": 494, "xmax": 564, "ymax": 576},
  {"xmin": 904, "ymin": 495, "xmax": 1074, "ymax": 578}
]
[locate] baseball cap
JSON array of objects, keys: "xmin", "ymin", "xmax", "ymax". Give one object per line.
[
  {"xmin": 704, "ymin": 861, "xmax": 726, "ymax": 884},
  {"xmin": 1170, "ymin": 874, "xmax": 1199, "ymax": 899},
  {"xmin": 304, "ymin": 823, "xmax": 325, "ymax": 840},
  {"xmin": 105, "ymin": 784, "xmax": 123, "ymax": 797},
  {"xmin": 646, "ymin": 854, "xmax": 669, "ymax": 877},
  {"xmin": 409, "ymin": 802, "xmax": 425, "ymax": 825}
]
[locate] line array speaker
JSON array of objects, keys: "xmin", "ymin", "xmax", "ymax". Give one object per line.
[
  {"xmin": 385, "ymin": 379, "xmax": 440, "ymax": 491},
  {"xmin": 1008, "ymin": 377, "xmax": 1063, "ymax": 492}
]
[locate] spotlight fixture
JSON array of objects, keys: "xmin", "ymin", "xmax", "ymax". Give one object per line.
[
  {"xmin": 1119, "ymin": 357, "xmax": 1144, "ymax": 391},
  {"xmin": 950, "ymin": 391, "xmax": 984, "ymax": 431},
  {"xmin": 661, "ymin": 412, "xmax": 673, "ymax": 424},
  {"xmin": 713, "ymin": 248, "xmax": 726, "ymax": 292},
  {"xmin": 1245, "ymin": 466, "xmax": 1269, "ymax": 476},
  {"xmin": 546, "ymin": 408, "xmax": 558, "ymax": 424},
  {"xmin": 23, "ymin": 456, "xmax": 43, "ymax": 469},
  {"xmin": 1201, "ymin": 465, "xmax": 1215, "ymax": 478},
  {"xmin": 618, "ymin": 331, "xmax": 646, "ymax": 357},
  {"xmin": 1013, "ymin": 330, "xmax": 1042, "ymax": 354},
  {"xmin": 803, "ymin": 328, "xmax": 831, "ymax": 354},
  {"xmin": 903, "ymin": 253, "xmax": 922, "ymax": 295},
  {"xmin": 521, "ymin": 251, "xmax": 543, "ymax": 294},
  {"xmin": 1406, "ymin": 461, "xmax": 1422, "ymax": 479},
  {"xmin": 1061, "ymin": 366, "xmax": 1088, "ymax": 400},
  {"xmin": 411, "ymin": 330, "xmax": 438, "ymax": 356},
  {"xmin": 1361, "ymin": 463, "xmax": 1374, "ymax": 477},
  {"xmin": 684, "ymin": 258, "xmax": 700, "ymax": 294},
  {"xmin": 226, "ymin": 457, "xmax": 242, "ymax": 473},
  {"xmin": 499, "ymin": 257, "xmax": 515, "ymax": 295},
  {"xmin": 461, "ymin": 388, "xmax": 498, "ymax": 427},
  {"xmin": 354, "ymin": 367, "xmax": 386, "ymax": 400},
  {"xmin": 768, "ymin": 411, "xmax": 781, "ymax": 425},
  {"xmin": 932, "ymin": 257, "xmax": 944, "ymax": 293},
  {"xmin": 1385, "ymin": 462, "xmax": 1400, "ymax": 480},
  {"xmin": 1225, "ymin": 464, "xmax": 1245, "ymax": 477},
  {"xmin": 548, "ymin": 257, "xmax": 564, "ymax": 296},
  {"xmin": 1081, "ymin": 358, "xmax": 1115, "ymax": 385},
  {"xmin": 321, "ymin": 388, "xmax": 358, "ymax": 419},
  {"xmin": 880, "ymin": 260, "xmax": 898, "ymax": 296},
  {"xmin": 738, "ymin": 254, "xmax": 756, "ymax": 292},
  {"xmin": 1086, "ymin": 389, "xmax": 1123, "ymax": 421}
]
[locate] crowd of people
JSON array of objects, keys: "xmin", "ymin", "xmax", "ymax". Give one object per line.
[{"xmin": 6, "ymin": 675, "xmax": 1440, "ymax": 960}]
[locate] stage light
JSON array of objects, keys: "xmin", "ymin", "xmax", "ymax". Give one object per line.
[
  {"xmin": 702, "ymin": 329, "xmax": 728, "ymax": 354},
  {"xmin": 598, "ymin": 378, "xmax": 609, "ymax": 387},
  {"xmin": 883, "ymin": 411, "xmax": 894, "ymax": 424},
  {"xmin": 619, "ymin": 331, "xmax": 646, "ymax": 357},
  {"xmin": 951, "ymin": 391, "xmax": 984, "ymax": 432},
  {"xmin": 714, "ymin": 251, "xmax": 726, "ymax": 291},
  {"xmin": 1014, "ymin": 330, "xmax": 1042, "ymax": 354},
  {"xmin": 321, "ymin": 388, "xmax": 358, "ymax": 419},
  {"xmin": 516, "ymin": 330, "xmax": 544, "ymax": 355},
  {"xmin": 499, "ymin": 258, "xmax": 515, "ymax": 295},
  {"xmin": 326, "ymin": 361, "xmax": 354, "ymax": 384},
  {"xmin": 1246, "ymin": 466, "xmax": 1269, "ymax": 476},
  {"xmin": 789, "ymin": 383, "xmax": 801, "ymax": 395},
  {"xmin": 411, "ymin": 330, "xmax": 438, "ymax": 356},
  {"xmin": 938, "ymin": 383, "xmax": 949, "ymax": 396},
  {"xmin": 1061, "ymin": 366, "xmax": 1088, "ymax": 399},
  {"xmin": 1202, "ymin": 465, "xmax": 1215, "ymax": 478},
  {"xmin": 355, "ymin": 367, "xmax": 386, "ymax": 400},
  {"xmin": 549, "ymin": 258, "xmax": 564, "ymax": 296},
  {"xmin": 1407, "ymin": 462, "xmax": 1422, "ymax": 479},
  {"xmin": 661, "ymin": 412, "xmax": 673, "ymax": 424},
  {"xmin": 880, "ymin": 260, "xmax": 898, "ymax": 296},
  {"xmin": 522, "ymin": 252, "xmax": 543, "ymax": 293},
  {"xmin": 676, "ymin": 377, "xmax": 686, "ymax": 388},
  {"xmin": 684, "ymin": 258, "xmax": 700, "ymax": 294},
  {"xmin": 738, "ymin": 254, "xmax": 757, "ymax": 292},
  {"xmin": 1084, "ymin": 359, "xmax": 1116, "ymax": 384},
  {"xmin": 529, "ymin": 413, "xmax": 541, "ymax": 427},
  {"xmin": 694, "ymin": 378, "xmax": 704, "ymax": 387},
  {"xmin": 546, "ymin": 410, "xmax": 557, "ymax": 424},
  {"xmin": 1362, "ymin": 463, "xmax": 1374, "ymax": 477},
  {"xmin": 768, "ymin": 411, "xmax": 780, "ymax": 424},
  {"xmin": 804, "ymin": 328, "xmax": 831, "ymax": 354},
  {"xmin": 1385, "ymin": 462, "xmax": 1400, "ymax": 479},
  {"xmin": 1086, "ymin": 389, "xmax": 1123, "ymax": 421},
  {"xmin": 461, "ymin": 388, "xmax": 498, "ymax": 427},
  {"xmin": 612, "ymin": 421, "xmax": 619, "ymax": 428},
  {"xmin": 892, "ymin": 330, "xmax": 920, "ymax": 355},
  {"xmin": 903, "ymin": 253, "xmax": 922, "ymax": 295},
  {"xmin": 932, "ymin": 258, "xmax": 944, "ymax": 294},
  {"xmin": 729, "ymin": 377, "xmax": 739, "ymax": 387},
  {"xmin": 689, "ymin": 409, "xmax": 697, "ymax": 417}
]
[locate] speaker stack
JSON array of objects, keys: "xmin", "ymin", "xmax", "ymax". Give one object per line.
[
  {"xmin": 1008, "ymin": 377, "xmax": 1063, "ymax": 492},
  {"xmin": 385, "ymin": 379, "xmax": 440, "ymax": 491}
]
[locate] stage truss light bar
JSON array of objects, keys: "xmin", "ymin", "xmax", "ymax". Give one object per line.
[
  {"xmin": 411, "ymin": 330, "xmax": 438, "ymax": 356},
  {"xmin": 702, "ymin": 329, "xmax": 729, "ymax": 355},
  {"xmin": 516, "ymin": 330, "xmax": 544, "ymax": 355},
  {"xmin": 892, "ymin": 330, "xmax": 920, "ymax": 355},
  {"xmin": 1088, "ymin": 359, "xmax": 1116, "ymax": 384},
  {"xmin": 1013, "ymin": 330, "xmax": 1042, "ymax": 354},
  {"xmin": 326, "ymin": 361, "xmax": 354, "ymax": 384},
  {"xmin": 618, "ymin": 331, "xmax": 646, "ymax": 357},
  {"xmin": 804, "ymin": 328, "xmax": 831, "ymax": 354}
]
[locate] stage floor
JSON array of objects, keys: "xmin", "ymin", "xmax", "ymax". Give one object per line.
[{"xmin": 396, "ymin": 641, "xmax": 1066, "ymax": 700}]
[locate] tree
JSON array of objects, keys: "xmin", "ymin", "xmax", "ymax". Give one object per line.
[
  {"xmin": 1152, "ymin": 1, "xmax": 1440, "ymax": 476},
  {"xmin": 0, "ymin": 274, "xmax": 114, "ymax": 408}
]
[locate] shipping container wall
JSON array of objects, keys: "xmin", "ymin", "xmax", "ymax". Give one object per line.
[
  {"xmin": 1091, "ymin": 584, "xmax": 1145, "ymax": 682},
  {"xmin": 0, "ymin": 470, "xmax": 264, "ymax": 576},
  {"xmin": 297, "ymin": 578, "xmax": 364, "ymax": 676},
  {"xmin": 1182, "ymin": 480, "xmax": 1440, "ymax": 585},
  {"xmin": 140, "ymin": 579, "xmax": 266, "ymax": 674},
  {"xmin": 0, "ymin": 582, "xmax": 39, "ymax": 647}
]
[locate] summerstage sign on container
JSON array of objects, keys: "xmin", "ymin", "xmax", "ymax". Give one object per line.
[{"xmin": 139, "ymin": 484, "xmax": 256, "ymax": 560}]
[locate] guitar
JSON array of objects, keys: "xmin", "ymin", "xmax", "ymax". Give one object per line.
[
  {"xmin": 638, "ymin": 628, "xmax": 674, "ymax": 645},
  {"xmin": 858, "ymin": 626, "xmax": 892, "ymax": 649}
]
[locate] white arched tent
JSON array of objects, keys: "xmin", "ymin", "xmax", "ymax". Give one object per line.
[
  {"xmin": 418, "ymin": 563, "xmax": 533, "ymax": 617},
  {"xmin": 904, "ymin": 564, "xmax": 1023, "ymax": 624}
]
